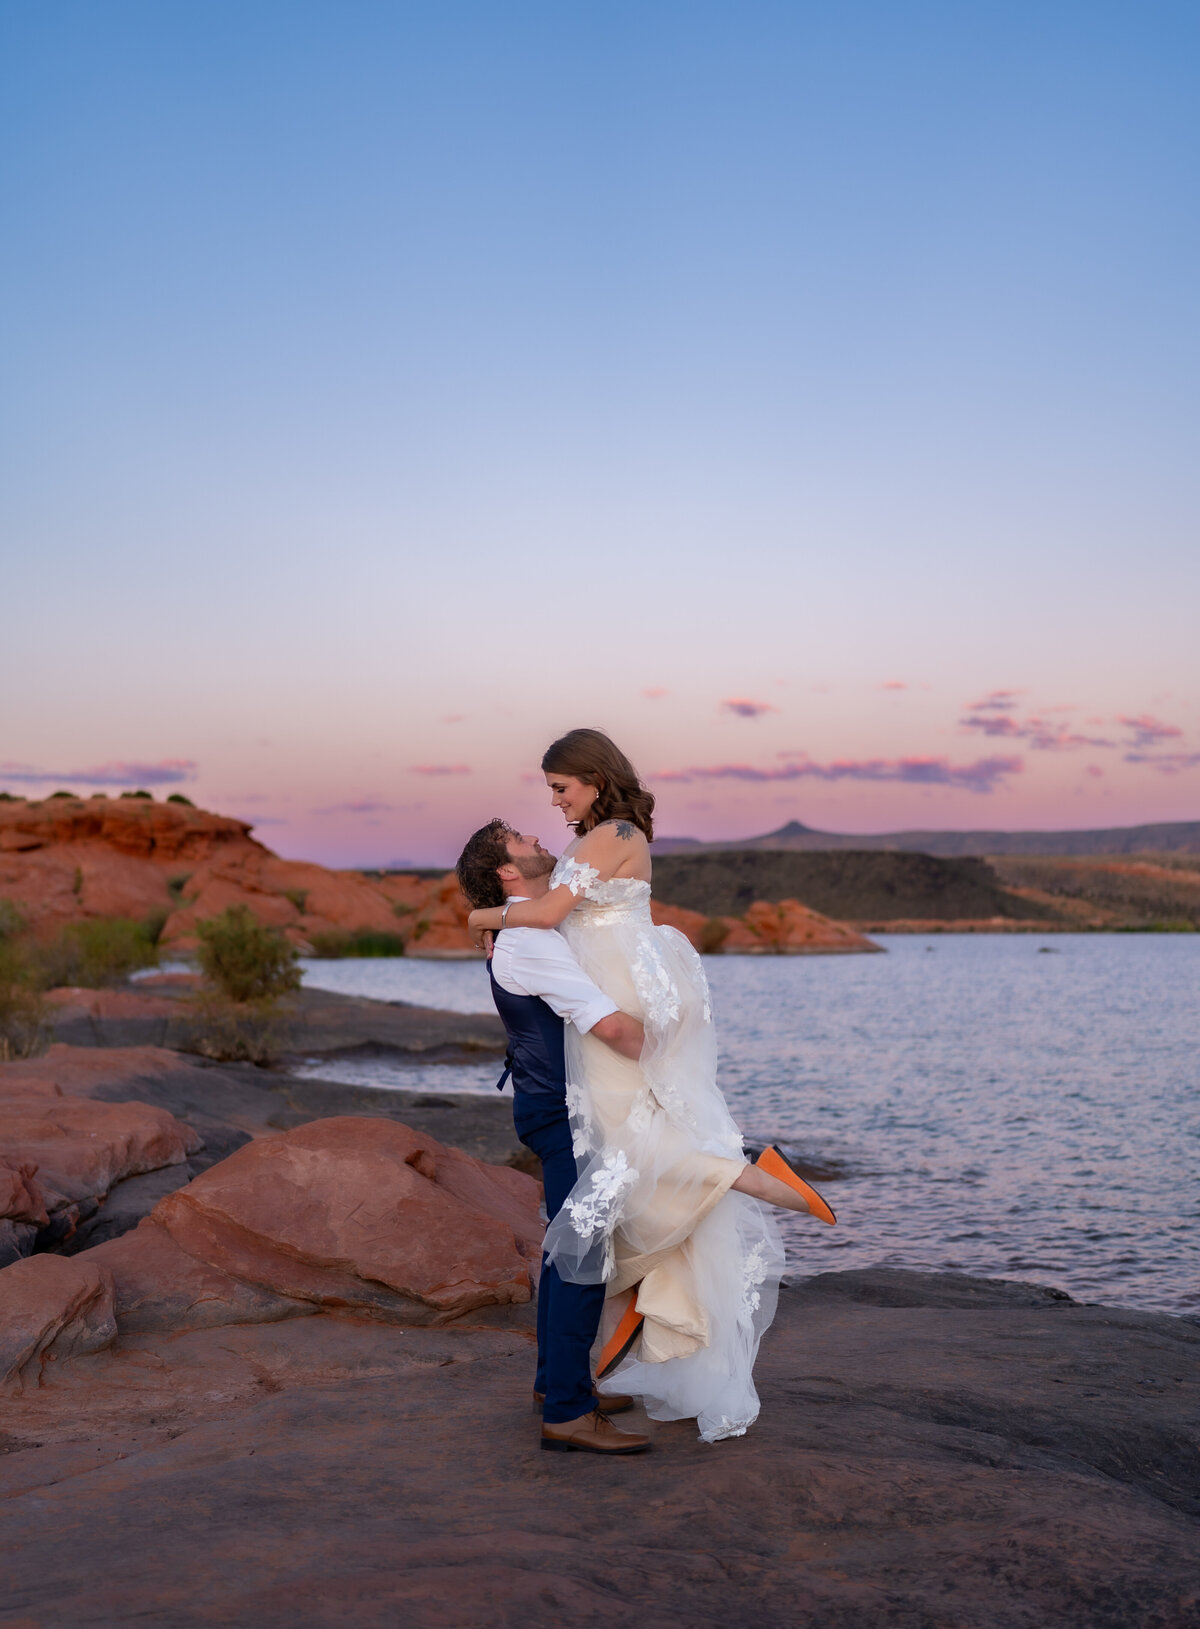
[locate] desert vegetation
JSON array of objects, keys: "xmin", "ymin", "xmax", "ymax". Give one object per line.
[
  {"xmin": 307, "ymin": 927, "xmax": 408, "ymax": 958},
  {"xmin": 190, "ymin": 904, "xmax": 302, "ymax": 1062}
]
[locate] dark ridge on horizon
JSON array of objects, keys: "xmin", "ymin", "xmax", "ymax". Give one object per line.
[{"xmin": 652, "ymin": 816, "xmax": 1200, "ymax": 858}]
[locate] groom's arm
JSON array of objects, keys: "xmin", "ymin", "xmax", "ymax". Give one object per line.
[
  {"xmin": 495, "ymin": 930, "xmax": 645, "ymax": 1061},
  {"xmin": 589, "ymin": 1010, "xmax": 645, "ymax": 1061}
]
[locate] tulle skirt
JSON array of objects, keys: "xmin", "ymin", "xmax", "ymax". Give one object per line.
[{"xmin": 542, "ymin": 907, "xmax": 785, "ymax": 1442}]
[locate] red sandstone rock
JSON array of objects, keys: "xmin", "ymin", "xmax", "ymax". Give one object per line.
[
  {"xmin": 0, "ymin": 1094, "xmax": 200, "ymax": 1210},
  {"xmin": 0, "ymin": 1253, "xmax": 116, "ymax": 1390},
  {"xmin": 0, "ymin": 794, "xmax": 879, "ymax": 960},
  {"xmin": 0, "ymin": 1157, "xmax": 49, "ymax": 1227},
  {"xmin": 87, "ymin": 1217, "xmax": 313, "ymax": 1333},
  {"xmin": 0, "ymin": 1042, "xmax": 208, "ymax": 1101},
  {"xmin": 650, "ymin": 899, "xmax": 711, "ymax": 949},
  {"xmin": 150, "ymin": 1117, "xmax": 542, "ymax": 1322},
  {"xmin": 731, "ymin": 898, "xmax": 880, "ymax": 954},
  {"xmin": 44, "ymin": 987, "xmax": 179, "ymax": 1022}
]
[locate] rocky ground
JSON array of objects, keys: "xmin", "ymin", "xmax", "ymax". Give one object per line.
[
  {"xmin": 1, "ymin": 994, "xmax": 1198, "ymax": 1626},
  {"xmin": 1, "ymin": 1269, "xmax": 1197, "ymax": 1628}
]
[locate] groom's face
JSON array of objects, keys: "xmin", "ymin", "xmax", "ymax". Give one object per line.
[{"xmin": 504, "ymin": 831, "xmax": 556, "ymax": 881}]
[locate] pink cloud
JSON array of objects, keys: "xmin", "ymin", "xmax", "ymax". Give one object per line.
[
  {"xmin": 966, "ymin": 690, "xmax": 1024, "ymax": 713},
  {"xmin": 312, "ymin": 800, "xmax": 393, "ymax": 815},
  {"xmin": 1086, "ymin": 766, "xmax": 1105, "ymax": 779},
  {"xmin": 721, "ymin": 698, "xmax": 778, "ymax": 719},
  {"xmin": 0, "ymin": 758, "xmax": 197, "ymax": 787},
  {"xmin": 410, "ymin": 763, "xmax": 471, "ymax": 776},
  {"xmin": 879, "ymin": 680, "xmax": 908, "ymax": 692},
  {"xmin": 1118, "ymin": 714, "xmax": 1183, "ymax": 748},
  {"xmin": 641, "ymin": 687, "xmax": 669, "ymax": 700},
  {"xmin": 441, "ymin": 713, "xmax": 465, "ymax": 724},
  {"xmin": 653, "ymin": 754, "xmax": 1022, "ymax": 794}
]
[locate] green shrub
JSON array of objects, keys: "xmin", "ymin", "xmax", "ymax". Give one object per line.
[
  {"xmin": 0, "ymin": 791, "xmax": 20, "ymax": 802},
  {"xmin": 0, "ymin": 899, "xmax": 26, "ymax": 941},
  {"xmin": 37, "ymin": 917, "xmax": 160, "ymax": 988},
  {"xmin": 284, "ymin": 888, "xmax": 309, "ymax": 914},
  {"xmin": 307, "ymin": 928, "xmax": 407, "ymax": 958},
  {"xmin": 120, "ymin": 789, "xmax": 153, "ymax": 800},
  {"xmin": 699, "ymin": 917, "xmax": 731, "ymax": 954},
  {"xmin": 0, "ymin": 941, "xmax": 50, "ymax": 1060},
  {"xmin": 72, "ymin": 866, "xmax": 84, "ymax": 897},
  {"xmin": 49, "ymin": 790, "xmax": 79, "ymax": 800},
  {"xmin": 166, "ymin": 793, "xmax": 195, "ymax": 806},
  {"xmin": 143, "ymin": 907, "xmax": 170, "ymax": 946},
  {"xmin": 196, "ymin": 906, "xmax": 301, "ymax": 1003},
  {"xmin": 167, "ymin": 873, "xmax": 193, "ymax": 903}
]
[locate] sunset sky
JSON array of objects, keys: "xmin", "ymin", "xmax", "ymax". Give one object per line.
[{"xmin": 3, "ymin": 2, "xmax": 1197, "ymax": 866}]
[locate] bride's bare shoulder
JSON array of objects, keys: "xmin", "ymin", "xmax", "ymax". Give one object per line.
[
  {"xmin": 586, "ymin": 818, "xmax": 649, "ymax": 850},
  {"xmin": 574, "ymin": 819, "xmax": 652, "ymax": 880}
]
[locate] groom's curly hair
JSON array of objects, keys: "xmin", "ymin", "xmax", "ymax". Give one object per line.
[{"xmin": 455, "ymin": 819, "xmax": 513, "ymax": 911}]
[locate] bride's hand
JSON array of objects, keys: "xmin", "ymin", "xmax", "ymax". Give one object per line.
[{"xmin": 468, "ymin": 907, "xmax": 502, "ymax": 948}]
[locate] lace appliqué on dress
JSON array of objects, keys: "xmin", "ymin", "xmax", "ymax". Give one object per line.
[
  {"xmin": 738, "ymin": 1241, "xmax": 770, "ymax": 1327},
  {"xmin": 554, "ymin": 855, "xmax": 601, "ymax": 897},
  {"xmin": 563, "ymin": 1150, "xmax": 639, "ymax": 1250}
]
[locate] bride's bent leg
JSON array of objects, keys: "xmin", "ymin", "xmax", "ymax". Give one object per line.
[
  {"xmin": 731, "ymin": 1149, "xmax": 837, "ymax": 1225},
  {"xmin": 597, "ymin": 1288, "xmax": 644, "ymax": 1381}
]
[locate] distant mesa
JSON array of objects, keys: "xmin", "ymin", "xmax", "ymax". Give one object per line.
[
  {"xmin": 651, "ymin": 818, "xmax": 1200, "ymax": 931},
  {"xmin": 653, "ymin": 816, "xmax": 1200, "ymax": 858}
]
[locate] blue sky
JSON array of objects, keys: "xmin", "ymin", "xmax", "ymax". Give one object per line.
[{"xmin": 2, "ymin": 1, "xmax": 1197, "ymax": 864}]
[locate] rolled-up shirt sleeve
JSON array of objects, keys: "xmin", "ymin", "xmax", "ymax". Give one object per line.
[{"xmin": 492, "ymin": 928, "xmax": 618, "ymax": 1034}]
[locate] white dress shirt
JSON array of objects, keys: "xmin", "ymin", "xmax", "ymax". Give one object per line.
[{"xmin": 490, "ymin": 896, "xmax": 618, "ymax": 1033}]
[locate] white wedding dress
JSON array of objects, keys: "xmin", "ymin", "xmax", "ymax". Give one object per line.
[{"xmin": 542, "ymin": 846, "xmax": 786, "ymax": 1442}]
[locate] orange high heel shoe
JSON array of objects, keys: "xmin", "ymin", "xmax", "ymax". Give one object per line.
[
  {"xmin": 596, "ymin": 1295, "xmax": 644, "ymax": 1380},
  {"xmin": 755, "ymin": 1145, "xmax": 837, "ymax": 1225}
]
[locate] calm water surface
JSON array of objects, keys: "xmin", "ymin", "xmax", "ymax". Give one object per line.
[{"xmin": 298, "ymin": 936, "xmax": 1199, "ymax": 1315}]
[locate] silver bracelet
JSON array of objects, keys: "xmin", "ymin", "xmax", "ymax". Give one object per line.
[{"xmin": 500, "ymin": 901, "xmax": 512, "ymax": 929}]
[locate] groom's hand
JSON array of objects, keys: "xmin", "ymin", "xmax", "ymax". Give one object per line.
[{"xmin": 590, "ymin": 1011, "xmax": 645, "ymax": 1061}]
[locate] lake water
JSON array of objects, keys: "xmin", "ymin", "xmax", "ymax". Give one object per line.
[{"xmin": 297, "ymin": 936, "xmax": 1199, "ymax": 1316}]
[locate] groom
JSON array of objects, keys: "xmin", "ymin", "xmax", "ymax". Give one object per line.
[{"xmin": 456, "ymin": 820, "xmax": 651, "ymax": 1456}]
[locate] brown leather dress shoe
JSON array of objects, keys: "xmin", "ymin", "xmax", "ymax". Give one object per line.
[
  {"xmin": 541, "ymin": 1408, "xmax": 651, "ymax": 1455},
  {"xmin": 533, "ymin": 1386, "xmax": 634, "ymax": 1415}
]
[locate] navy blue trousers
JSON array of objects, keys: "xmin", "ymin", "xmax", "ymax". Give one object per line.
[{"xmin": 515, "ymin": 1102, "xmax": 606, "ymax": 1425}]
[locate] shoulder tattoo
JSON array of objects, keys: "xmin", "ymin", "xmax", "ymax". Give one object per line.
[{"xmin": 614, "ymin": 821, "xmax": 635, "ymax": 841}]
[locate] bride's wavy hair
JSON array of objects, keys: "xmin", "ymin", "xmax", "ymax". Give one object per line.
[{"xmin": 541, "ymin": 729, "xmax": 655, "ymax": 842}]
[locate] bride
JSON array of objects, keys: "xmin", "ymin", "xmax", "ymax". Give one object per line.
[{"xmin": 468, "ymin": 728, "xmax": 836, "ymax": 1443}]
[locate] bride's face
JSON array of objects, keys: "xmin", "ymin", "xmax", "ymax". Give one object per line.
[{"xmin": 545, "ymin": 771, "xmax": 598, "ymax": 825}]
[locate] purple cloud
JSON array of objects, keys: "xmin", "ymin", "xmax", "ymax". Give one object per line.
[
  {"xmin": 0, "ymin": 758, "xmax": 197, "ymax": 786},
  {"xmin": 960, "ymin": 714, "xmax": 1115, "ymax": 751},
  {"xmin": 1123, "ymin": 751, "xmax": 1200, "ymax": 774},
  {"xmin": 966, "ymin": 690, "xmax": 1024, "ymax": 713},
  {"xmin": 721, "ymin": 698, "xmax": 778, "ymax": 719},
  {"xmin": 1118, "ymin": 714, "xmax": 1183, "ymax": 748},
  {"xmin": 653, "ymin": 754, "xmax": 1023, "ymax": 794},
  {"xmin": 411, "ymin": 763, "xmax": 471, "ymax": 776}
]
